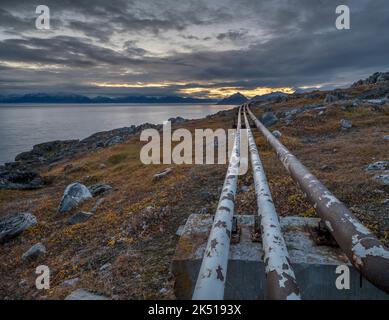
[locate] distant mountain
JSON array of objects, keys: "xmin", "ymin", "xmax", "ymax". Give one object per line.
[
  {"xmin": 249, "ymin": 91, "xmax": 290, "ymax": 103},
  {"xmin": 0, "ymin": 93, "xmax": 218, "ymax": 104},
  {"xmin": 217, "ymin": 92, "xmax": 248, "ymax": 105}
]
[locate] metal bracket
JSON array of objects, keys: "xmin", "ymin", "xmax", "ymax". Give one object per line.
[
  {"xmin": 309, "ymin": 219, "xmax": 338, "ymax": 247},
  {"xmin": 231, "ymin": 216, "xmax": 241, "ymax": 244}
]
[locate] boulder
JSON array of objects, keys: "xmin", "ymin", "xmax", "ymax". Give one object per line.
[
  {"xmin": 366, "ymin": 161, "xmax": 389, "ymax": 171},
  {"xmin": 68, "ymin": 212, "xmax": 93, "ymax": 225},
  {"xmin": 0, "ymin": 213, "xmax": 37, "ymax": 243},
  {"xmin": 260, "ymin": 112, "xmax": 278, "ymax": 127},
  {"xmin": 88, "ymin": 184, "xmax": 112, "ymax": 197},
  {"xmin": 65, "ymin": 289, "xmax": 109, "ymax": 300},
  {"xmin": 58, "ymin": 183, "xmax": 92, "ymax": 214},
  {"xmin": 22, "ymin": 243, "xmax": 46, "ymax": 262},
  {"xmin": 272, "ymin": 130, "xmax": 282, "ymax": 138},
  {"xmin": 340, "ymin": 119, "xmax": 352, "ymax": 130}
]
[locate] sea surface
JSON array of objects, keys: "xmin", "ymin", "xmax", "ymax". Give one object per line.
[{"xmin": 0, "ymin": 103, "xmax": 234, "ymax": 164}]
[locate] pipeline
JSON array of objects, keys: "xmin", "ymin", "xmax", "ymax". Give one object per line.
[
  {"xmin": 192, "ymin": 106, "xmax": 242, "ymax": 300},
  {"xmin": 246, "ymin": 105, "xmax": 389, "ymax": 294},
  {"xmin": 243, "ymin": 106, "xmax": 301, "ymax": 300}
]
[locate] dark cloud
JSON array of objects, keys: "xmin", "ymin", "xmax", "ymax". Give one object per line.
[
  {"xmin": 0, "ymin": 0, "xmax": 388, "ymax": 96},
  {"xmin": 216, "ymin": 29, "xmax": 248, "ymax": 41}
]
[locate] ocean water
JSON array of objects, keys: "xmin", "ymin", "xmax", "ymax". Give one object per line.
[{"xmin": 0, "ymin": 103, "xmax": 234, "ymax": 164}]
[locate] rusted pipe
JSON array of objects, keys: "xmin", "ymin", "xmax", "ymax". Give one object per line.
[
  {"xmin": 246, "ymin": 106, "xmax": 389, "ymax": 294},
  {"xmin": 192, "ymin": 106, "xmax": 242, "ymax": 300},
  {"xmin": 243, "ymin": 107, "xmax": 301, "ymax": 300}
]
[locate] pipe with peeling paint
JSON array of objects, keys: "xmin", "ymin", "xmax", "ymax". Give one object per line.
[
  {"xmin": 243, "ymin": 106, "xmax": 301, "ymax": 300},
  {"xmin": 192, "ymin": 107, "xmax": 242, "ymax": 300},
  {"xmin": 246, "ymin": 106, "xmax": 389, "ymax": 294}
]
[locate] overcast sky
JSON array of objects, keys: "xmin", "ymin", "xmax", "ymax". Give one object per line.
[{"xmin": 0, "ymin": 0, "xmax": 388, "ymax": 98}]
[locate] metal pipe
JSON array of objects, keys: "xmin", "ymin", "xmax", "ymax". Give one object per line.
[
  {"xmin": 192, "ymin": 106, "xmax": 242, "ymax": 300},
  {"xmin": 247, "ymin": 106, "xmax": 389, "ymax": 294},
  {"xmin": 243, "ymin": 106, "xmax": 301, "ymax": 300}
]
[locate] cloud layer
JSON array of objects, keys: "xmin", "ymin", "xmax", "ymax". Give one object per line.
[{"xmin": 0, "ymin": 0, "xmax": 388, "ymax": 97}]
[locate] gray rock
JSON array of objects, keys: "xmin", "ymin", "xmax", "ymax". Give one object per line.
[
  {"xmin": 340, "ymin": 119, "xmax": 352, "ymax": 129},
  {"xmin": 241, "ymin": 185, "xmax": 250, "ymax": 193},
  {"xmin": 104, "ymin": 136, "xmax": 124, "ymax": 147},
  {"xmin": 383, "ymin": 199, "xmax": 389, "ymax": 205},
  {"xmin": 176, "ymin": 225, "xmax": 185, "ymax": 236},
  {"xmin": 58, "ymin": 182, "xmax": 92, "ymax": 213},
  {"xmin": 99, "ymin": 263, "xmax": 112, "ymax": 272},
  {"xmin": 374, "ymin": 174, "xmax": 389, "ymax": 185},
  {"xmin": 198, "ymin": 207, "xmax": 209, "ymax": 215},
  {"xmin": 168, "ymin": 116, "xmax": 186, "ymax": 124},
  {"xmin": 88, "ymin": 184, "xmax": 112, "ymax": 197},
  {"xmin": 153, "ymin": 168, "xmax": 172, "ymax": 180},
  {"xmin": 0, "ymin": 170, "xmax": 44, "ymax": 190},
  {"xmin": 366, "ymin": 161, "xmax": 389, "ymax": 171},
  {"xmin": 324, "ymin": 92, "xmax": 345, "ymax": 104},
  {"xmin": 199, "ymin": 191, "xmax": 214, "ymax": 201},
  {"xmin": 0, "ymin": 212, "xmax": 37, "ymax": 243},
  {"xmin": 62, "ymin": 277, "xmax": 80, "ymax": 286},
  {"xmin": 68, "ymin": 211, "xmax": 93, "ymax": 225},
  {"xmin": 272, "ymin": 130, "xmax": 282, "ymax": 138},
  {"xmin": 260, "ymin": 112, "xmax": 278, "ymax": 127},
  {"xmin": 65, "ymin": 289, "xmax": 110, "ymax": 300},
  {"xmin": 22, "ymin": 243, "xmax": 46, "ymax": 262},
  {"xmin": 91, "ymin": 198, "xmax": 105, "ymax": 214},
  {"xmin": 384, "ymin": 136, "xmax": 389, "ymax": 141}
]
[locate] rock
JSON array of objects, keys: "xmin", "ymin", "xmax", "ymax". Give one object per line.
[
  {"xmin": 0, "ymin": 170, "xmax": 44, "ymax": 190},
  {"xmin": 68, "ymin": 211, "xmax": 93, "ymax": 225},
  {"xmin": 260, "ymin": 112, "xmax": 278, "ymax": 127},
  {"xmin": 58, "ymin": 182, "xmax": 92, "ymax": 213},
  {"xmin": 104, "ymin": 136, "xmax": 124, "ymax": 147},
  {"xmin": 198, "ymin": 207, "xmax": 209, "ymax": 215},
  {"xmin": 168, "ymin": 116, "xmax": 186, "ymax": 124},
  {"xmin": 324, "ymin": 91, "xmax": 345, "ymax": 104},
  {"xmin": 159, "ymin": 288, "xmax": 168, "ymax": 294},
  {"xmin": 99, "ymin": 263, "xmax": 112, "ymax": 272},
  {"xmin": 383, "ymin": 199, "xmax": 389, "ymax": 205},
  {"xmin": 366, "ymin": 99, "xmax": 387, "ymax": 105},
  {"xmin": 99, "ymin": 163, "xmax": 107, "ymax": 169},
  {"xmin": 384, "ymin": 136, "xmax": 389, "ymax": 141},
  {"xmin": 340, "ymin": 119, "xmax": 352, "ymax": 130},
  {"xmin": 153, "ymin": 168, "xmax": 172, "ymax": 180},
  {"xmin": 241, "ymin": 185, "xmax": 249, "ymax": 193},
  {"xmin": 176, "ymin": 225, "xmax": 185, "ymax": 236},
  {"xmin": 352, "ymin": 72, "xmax": 389, "ymax": 87},
  {"xmin": 65, "ymin": 289, "xmax": 110, "ymax": 300},
  {"xmin": 22, "ymin": 243, "xmax": 46, "ymax": 262},
  {"xmin": 374, "ymin": 174, "xmax": 389, "ymax": 185},
  {"xmin": 88, "ymin": 184, "xmax": 112, "ymax": 197},
  {"xmin": 272, "ymin": 130, "xmax": 282, "ymax": 138},
  {"xmin": 366, "ymin": 161, "xmax": 389, "ymax": 171},
  {"xmin": 91, "ymin": 198, "xmax": 105, "ymax": 214},
  {"xmin": 0, "ymin": 213, "xmax": 37, "ymax": 243},
  {"xmin": 15, "ymin": 140, "xmax": 79, "ymax": 163},
  {"xmin": 62, "ymin": 277, "xmax": 80, "ymax": 286},
  {"xmin": 199, "ymin": 191, "xmax": 214, "ymax": 201}
]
